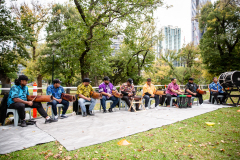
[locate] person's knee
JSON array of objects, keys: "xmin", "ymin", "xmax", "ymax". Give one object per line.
[
  {"xmin": 91, "ymin": 98, "xmax": 96, "ymax": 103},
  {"xmin": 144, "ymin": 95, "xmax": 150, "ymax": 100},
  {"xmin": 18, "ymin": 103, "xmax": 25, "ymax": 109}
]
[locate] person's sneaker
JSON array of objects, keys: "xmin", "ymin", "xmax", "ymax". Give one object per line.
[
  {"xmin": 61, "ymin": 114, "xmax": 68, "ymax": 118},
  {"xmin": 89, "ymin": 111, "xmax": 94, "ymax": 116},
  {"xmin": 145, "ymin": 107, "xmax": 149, "ymax": 110},
  {"xmin": 45, "ymin": 118, "xmax": 58, "ymax": 124},
  {"xmin": 155, "ymin": 106, "xmax": 160, "ymax": 110},
  {"xmin": 83, "ymin": 112, "xmax": 87, "ymax": 117},
  {"xmin": 103, "ymin": 110, "xmax": 107, "ymax": 113},
  {"xmin": 21, "ymin": 120, "xmax": 27, "ymax": 127},
  {"xmin": 108, "ymin": 108, "xmax": 113, "ymax": 112}
]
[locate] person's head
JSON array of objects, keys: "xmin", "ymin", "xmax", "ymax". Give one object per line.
[
  {"xmin": 147, "ymin": 78, "xmax": 151, "ymax": 85},
  {"xmin": 15, "ymin": 75, "xmax": 29, "ymax": 86},
  {"xmin": 213, "ymin": 77, "xmax": 218, "ymax": 83},
  {"xmin": 83, "ymin": 78, "xmax": 91, "ymax": 86},
  {"xmin": 103, "ymin": 76, "xmax": 110, "ymax": 85},
  {"xmin": 53, "ymin": 79, "xmax": 61, "ymax": 88},
  {"xmin": 171, "ymin": 78, "xmax": 177, "ymax": 84},
  {"xmin": 127, "ymin": 78, "xmax": 133, "ymax": 86},
  {"xmin": 189, "ymin": 77, "xmax": 194, "ymax": 84}
]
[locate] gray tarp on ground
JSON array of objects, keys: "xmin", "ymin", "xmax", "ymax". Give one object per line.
[
  {"xmin": 0, "ymin": 125, "xmax": 55, "ymax": 154},
  {"xmin": 35, "ymin": 102, "xmax": 231, "ymax": 151}
]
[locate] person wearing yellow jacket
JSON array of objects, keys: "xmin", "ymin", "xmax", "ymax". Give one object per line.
[{"xmin": 142, "ymin": 78, "xmax": 160, "ymax": 110}]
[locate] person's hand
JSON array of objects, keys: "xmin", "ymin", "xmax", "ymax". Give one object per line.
[
  {"xmin": 193, "ymin": 93, "xmax": 197, "ymax": 96},
  {"xmin": 128, "ymin": 93, "xmax": 132, "ymax": 96},
  {"xmin": 57, "ymin": 99, "xmax": 62, "ymax": 103},
  {"xmin": 27, "ymin": 101, "xmax": 33, "ymax": 106},
  {"xmin": 215, "ymin": 90, "xmax": 219, "ymax": 93},
  {"xmin": 87, "ymin": 98, "xmax": 91, "ymax": 101},
  {"xmin": 108, "ymin": 94, "xmax": 112, "ymax": 97},
  {"xmin": 151, "ymin": 94, "xmax": 154, "ymax": 97}
]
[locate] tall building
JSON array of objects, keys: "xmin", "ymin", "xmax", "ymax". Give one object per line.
[
  {"xmin": 110, "ymin": 35, "xmax": 124, "ymax": 56},
  {"xmin": 157, "ymin": 25, "xmax": 181, "ymax": 66},
  {"xmin": 191, "ymin": 0, "xmax": 211, "ymax": 45}
]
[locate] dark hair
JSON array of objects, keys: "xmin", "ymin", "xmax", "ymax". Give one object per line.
[
  {"xmin": 189, "ymin": 77, "xmax": 194, "ymax": 81},
  {"xmin": 171, "ymin": 78, "xmax": 176, "ymax": 81},
  {"xmin": 127, "ymin": 78, "xmax": 133, "ymax": 84},
  {"xmin": 53, "ymin": 79, "xmax": 61, "ymax": 84},
  {"xmin": 14, "ymin": 79, "xmax": 20, "ymax": 85},
  {"xmin": 15, "ymin": 75, "xmax": 28, "ymax": 85}
]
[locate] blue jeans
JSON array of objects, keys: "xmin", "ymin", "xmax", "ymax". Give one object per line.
[
  {"xmin": 100, "ymin": 95, "xmax": 119, "ymax": 110},
  {"xmin": 48, "ymin": 99, "xmax": 69, "ymax": 116},
  {"xmin": 78, "ymin": 98, "xmax": 96, "ymax": 113}
]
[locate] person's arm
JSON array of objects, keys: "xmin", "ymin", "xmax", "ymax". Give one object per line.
[
  {"xmin": 99, "ymin": 86, "xmax": 111, "ymax": 97},
  {"xmin": 13, "ymin": 98, "xmax": 33, "ymax": 106},
  {"xmin": 210, "ymin": 84, "xmax": 218, "ymax": 92},
  {"xmin": 79, "ymin": 94, "xmax": 91, "ymax": 101},
  {"xmin": 186, "ymin": 89, "xmax": 196, "ymax": 95}
]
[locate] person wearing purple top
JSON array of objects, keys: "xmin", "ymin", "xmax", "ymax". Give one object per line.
[
  {"xmin": 99, "ymin": 76, "xmax": 119, "ymax": 113},
  {"xmin": 166, "ymin": 78, "xmax": 184, "ymax": 107}
]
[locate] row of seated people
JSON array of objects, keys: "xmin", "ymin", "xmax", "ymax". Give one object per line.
[{"xmin": 6, "ymin": 75, "xmax": 227, "ymax": 127}]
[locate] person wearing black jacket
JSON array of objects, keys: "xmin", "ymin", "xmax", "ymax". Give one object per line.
[{"xmin": 185, "ymin": 78, "xmax": 203, "ymax": 105}]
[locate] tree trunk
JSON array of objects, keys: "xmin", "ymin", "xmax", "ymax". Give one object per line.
[
  {"xmin": 81, "ymin": 70, "xmax": 89, "ymax": 80},
  {"xmin": 94, "ymin": 76, "xmax": 98, "ymax": 87},
  {"xmin": 0, "ymin": 75, "xmax": 11, "ymax": 95},
  {"xmin": 37, "ymin": 74, "xmax": 43, "ymax": 94}
]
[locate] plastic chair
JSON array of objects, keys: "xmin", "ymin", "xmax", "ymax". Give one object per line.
[
  {"xmin": 142, "ymin": 97, "xmax": 155, "ymax": 109},
  {"xmin": 4, "ymin": 108, "xmax": 32, "ymax": 127},
  {"xmin": 119, "ymin": 99, "xmax": 129, "ymax": 111},
  {"xmin": 211, "ymin": 95, "xmax": 224, "ymax": 104},
  {"xmin": 99, "ymin": 100, "xmax": 113, "ymax": 111},
  {"xmin": 46, "ymin": 104, "xmax": 64, "ymax": 118},
  {"xmin": 191, "ymin": 96, "xmax": 199, "ymax": 106},
  {"xmin": 164, "ymin": 97, "xmax": 177, "ymax": 107},
  {"xmin": 78, "ymin": 102, "xmax": 93, "ymax": 116}
]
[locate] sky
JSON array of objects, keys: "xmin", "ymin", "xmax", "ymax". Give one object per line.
[{"xmin": 7, "ymin": 0, "xmax": 217, "ymax": 46}]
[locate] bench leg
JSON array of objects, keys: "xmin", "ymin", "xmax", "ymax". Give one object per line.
[{"xmin": 170, "ymin": 98, "xmax": 173, "ymax": 107}]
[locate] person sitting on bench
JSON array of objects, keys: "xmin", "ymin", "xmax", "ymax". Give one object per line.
[
  {"xmin": 47, "ymin": 79, "xmax": 69, "ymax": 120},
  {"xmin": 99, "ymin": 76, "xmax": 119, "ymax": 113},
  {"xmin": 185, "ymin": 77, "xmax": 203, "ymax": 105},
  {"xmin": 209, "ymin": 77, "xmax": 227, "ymax": 104},
  {"xmin": 120, "ymin": 78, "xmax": 139, "ymax": 112},
  {"xmin": 7, "ymin": 75, "xmax": 57, "ymax": 127},
  {"xmin": 142, "ymin": 78, "xmax": 160, "ymax": 110},
  {"xmin": 77, "ymin": 78, "xmax": 96, "ymax": 117},
  {"xmin": 166, "ymin": 78, "xmax": 183, "ymax": 107}
]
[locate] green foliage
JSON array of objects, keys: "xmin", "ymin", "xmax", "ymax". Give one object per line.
[
  {"xmin": 0, "ymin": 0, "xmax": 30, "ymax": 83},
  {"xmin": 108, "ymin": 20, "xmax": 160, "ymax": 85},
  {"xmin": 159, "ymin": 43, "xmax": 207, "ymax": 85},
  {"xmin": 199, "ymin": 0, "xmax": 240, "ymax": 75}
]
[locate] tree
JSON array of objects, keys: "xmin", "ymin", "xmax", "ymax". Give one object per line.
[
  {"xmin": 11, "ymin": 0, "xmax": 52, "ymax": 92},
  {"xmin": 160, "ymin": 43, "xmax": 203, "ymax": 85},
  {"xmin": 199, "ymin": 0, "xmax": 240, "ymax": 75},
  {"xmin": 108, "ymin": 20, "xmax": 160, "ymax": 85},
  {"xmin": 0, "ymin": 0, "xmax": 30, "ymax": 94},
  {"xmin": 72, "ymin": 0, "xmax": 164, "ymax": 80}
]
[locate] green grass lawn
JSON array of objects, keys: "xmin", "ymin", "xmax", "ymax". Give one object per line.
[{"xmin": 1, "ymin": 107, "xmax": 240, "ymax": 159}]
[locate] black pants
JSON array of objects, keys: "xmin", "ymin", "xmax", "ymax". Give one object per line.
[
  {"xmin": 143, "ymin": 95, "xmax": 159, "ymax": 107},
  {"xmin": 160, "ymin": 95, "xmax": 166, "ymax": 105},
  {"xmin": 121, "ymin": 96, "xmax": 139, "ymax": 108},
  {"xmin": 187, "ymin": 93, "xmax": 203, "ymax": 104},
  {"xmin": 9, "ymin": 102, "xmax": 48, "ymax": 120},
  {"xmin": 166, "ymin": 94, "xmax": 177, "ymax": 106},
  {"xmin": 211, "ymin": 92, "xmax": 227, "ymax": 104}
]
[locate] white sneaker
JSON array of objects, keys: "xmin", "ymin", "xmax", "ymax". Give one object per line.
[
  {"xmin": 145, "ymin": 107, "xmax": 149, "ymax": 110},
  {"xmin": 155, "ymin": 106, "xmax": 160, "ymax": 110}
]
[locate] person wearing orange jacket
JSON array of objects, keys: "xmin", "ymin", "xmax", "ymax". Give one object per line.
[{"xmin": 142, "ymin": 78, "xmax": 160, "ymax": 110}]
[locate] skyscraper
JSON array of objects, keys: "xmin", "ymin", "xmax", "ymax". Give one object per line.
[
  {"xmin": 157, "ymin": 26, "xmax": 181, "ymax": 57},
  {"xmin": 191, "ymin": 0, "xmax": 211, "ymax": 45}
]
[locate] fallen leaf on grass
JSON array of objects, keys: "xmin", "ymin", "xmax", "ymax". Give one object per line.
[
  {"xmin": 53, "ymin": 154, "xmax": 61, "ymax": 159},
  {"xmin": 95, "ymin": 151, "xmax": 98, "ymax": 154},
  {"xmin": 220, "ymin": 149, "xmax": 225, "ymax": 152}
]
